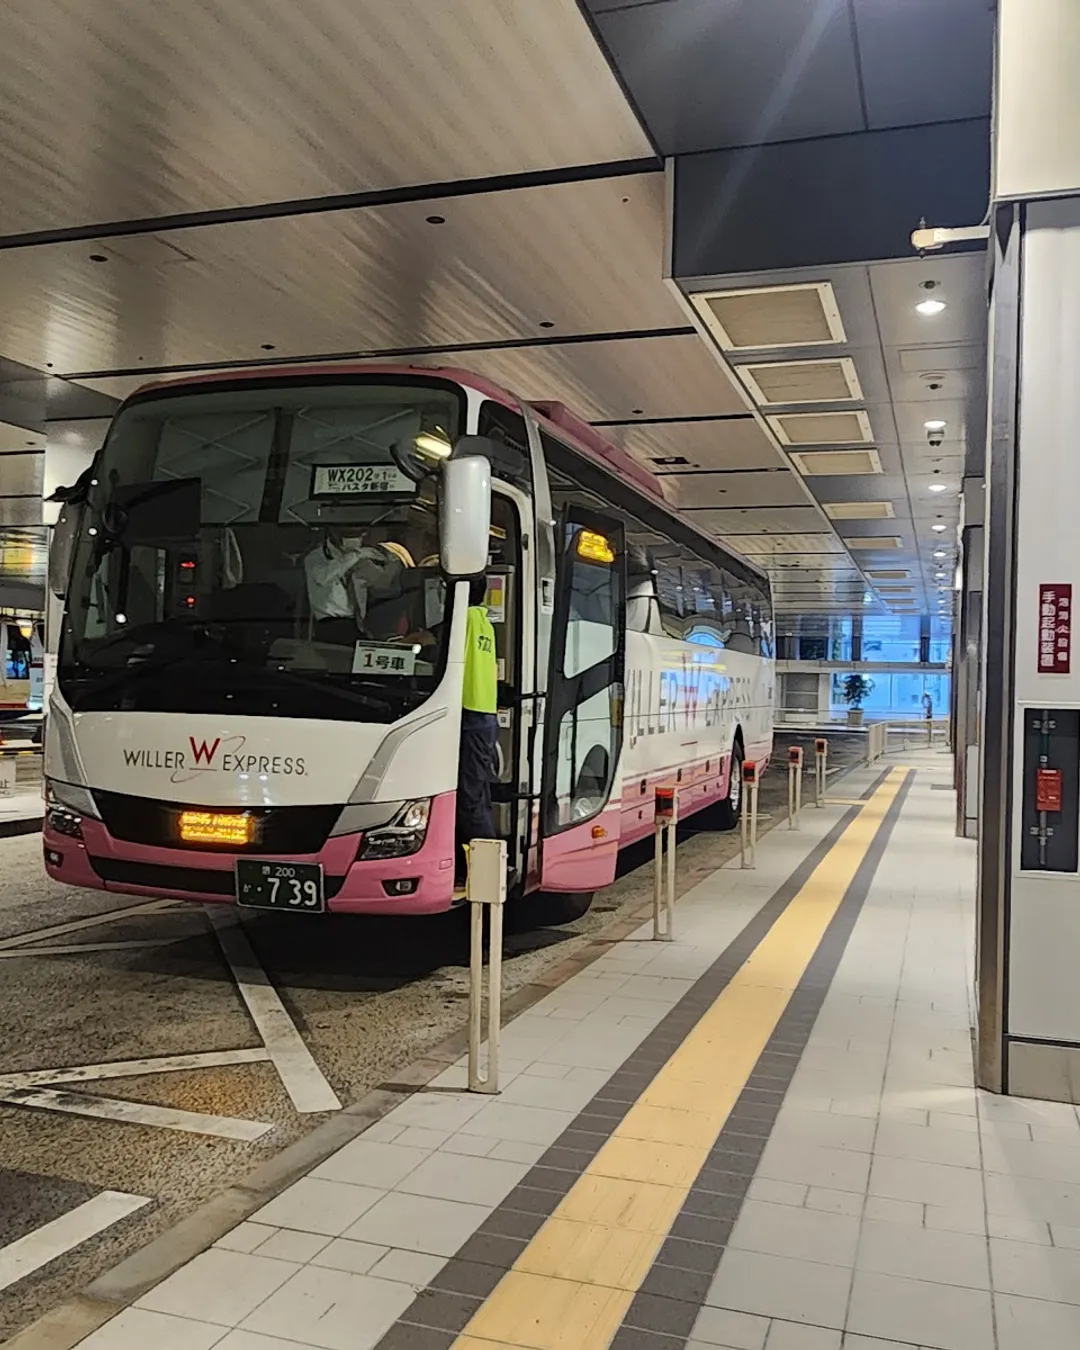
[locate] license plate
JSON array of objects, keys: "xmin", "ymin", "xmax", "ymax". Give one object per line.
[{"xmin": 235, "ymin": 859, "xmax": 325, "ymax": 913}]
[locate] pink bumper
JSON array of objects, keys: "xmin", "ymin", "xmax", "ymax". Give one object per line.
[{"xmin": 43, "ymin": 792, "xmax": 459, "ymax": 916}]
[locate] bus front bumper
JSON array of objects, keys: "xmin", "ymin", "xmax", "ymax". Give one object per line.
[{"xmin": 42, "ymin": 791, "xmax": 460, "ymax": 916}]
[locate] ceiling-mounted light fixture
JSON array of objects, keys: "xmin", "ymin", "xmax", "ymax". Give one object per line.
[
  {"xmin": 932, "ymin": 524, "xmax": 947, "ymax": 532},
  {"xmin": 928, "ymin": 483, "xmax": 948, "ymax": 493},
  {"xmin": 924, "ymin": 419, "xmax": 947, "ymax": 432},
  {"xmin": 933, "ymin": 550, "xmax": 947, "ymax": 558},
  {"xmin": 915, "ymin": 280, "xmax": 946, "ymax": 316}
]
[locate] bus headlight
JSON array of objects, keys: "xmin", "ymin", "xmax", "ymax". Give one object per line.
[
  {"xmin": 356, "ymin": 799, "xmax": 432, "ymax": 860},
  {"xmin": 45, "ymin": 779, "xmax": 100, "ymax": 820}
]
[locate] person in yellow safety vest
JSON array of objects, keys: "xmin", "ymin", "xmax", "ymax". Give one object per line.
[{"xmin": 456, "ymin": 574, "xmax": 498, "ymax": 885}]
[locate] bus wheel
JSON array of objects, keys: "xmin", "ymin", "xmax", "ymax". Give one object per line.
[
  {"xmin": 705, "ymin": 743, "xmax": 743, "ymax": 831},
  {"xmin": 513, "ymin": 890, "xmax": 595, "ymax": 929}
]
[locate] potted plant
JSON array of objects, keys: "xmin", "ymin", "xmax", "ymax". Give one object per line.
[{"xmin": 841, "ymin": 673, "xmax": 874, "ymax": 727}]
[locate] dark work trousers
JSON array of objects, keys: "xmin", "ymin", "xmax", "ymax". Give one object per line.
[{"xmin": 456, "ymin": 709, "xmax": 499, "ymax": 878}]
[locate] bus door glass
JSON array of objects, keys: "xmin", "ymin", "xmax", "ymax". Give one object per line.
[{"xmin": 539, "ymin": 508, "xmax": 625, "ymax": 886}]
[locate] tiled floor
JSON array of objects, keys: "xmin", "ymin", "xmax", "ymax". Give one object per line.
[{"xmin": 72, "ymin": 752, "xmax": 1080, "ymax": 1350}]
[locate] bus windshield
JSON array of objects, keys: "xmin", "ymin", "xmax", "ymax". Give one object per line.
[{"xmin": 58, "ymin": 377, "xmax": 465, "ymax": 722}]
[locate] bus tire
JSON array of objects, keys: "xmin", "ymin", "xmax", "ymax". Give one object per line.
[
  {"xmin": 709, "ymin": 741, "xmax": 744, "ymax": 831},
  {"xmin": 514, "ymin": 890, "xmax": 595, "ymax": 929}
]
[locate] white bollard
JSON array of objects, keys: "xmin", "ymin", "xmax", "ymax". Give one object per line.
[
  {"xmin": 787, "ymin": 746, "xmax": 803, "ymax": 830},
  {"xmin": 467, "ymin": 837, "xmax": 507, "ymax": 1094},
  {"xmin": 653, "ymin": 786, "xmax": 676, "ymax": 941},
  {"xmin": 741, "ymin": 760, "xmax": 759, "ymax": 868},
  {"xmin": 814, "ymin": 738, "xmax": 828, "ymax": 808}
]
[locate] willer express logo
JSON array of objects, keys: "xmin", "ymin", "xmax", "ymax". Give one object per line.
[{"xmin": 123, "ymin": 735, "xmax": 308, "ymax": 784}]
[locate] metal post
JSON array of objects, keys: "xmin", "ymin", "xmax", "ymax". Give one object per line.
[
  {"xmin": 815, "ymin": 738, "xmax": 828, "ymax": 807},
  {"xmin": 467, "ymin": 837, "xmax": 507, "ymax": 1094},
  {"xmin": 653, "ymin": 786, "xmax": 676, "ymax": 940},
  {"xmin": 741, "ymin": 760, "xmax": 758, "ymax": 867},
  {"xmin": 788, "ymin": 745, "xmax": 803, "ymax": 829}
]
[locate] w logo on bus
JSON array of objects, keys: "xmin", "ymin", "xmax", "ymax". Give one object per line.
[{"xmin": 189, "ymin": 736, "xmax": 221, "ymax": 766}]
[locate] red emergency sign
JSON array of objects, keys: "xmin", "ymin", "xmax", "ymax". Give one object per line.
[
  {"xmin": 1036, "ymin": 768, "xmax": 1063, "ymax": 813},
  {"xmin": 1038, "ymin": 584, "xmax": 1072, "ymax": 674}
]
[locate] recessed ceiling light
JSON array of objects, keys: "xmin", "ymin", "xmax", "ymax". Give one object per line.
[
  {"xmin": 928, "ymin": 483, "xmax": 948, "ymax": 493},
  {"xmin": 936, "ymin": 571, "xmax": 947, "ymax": 579},
  {"xmin": 932, "ymin": 524, "xmax": 947, "ymax": 532},
  {"xmin": 916, "ymin": 298, "xmax": 947, "ymax": 316},
  {"xmin": 933, "ymin": 550, "xmax": 947, "ymax": 558},
  {"xmin": 924, "ymin": 419, "xmax": 947, "ymax": 432}
]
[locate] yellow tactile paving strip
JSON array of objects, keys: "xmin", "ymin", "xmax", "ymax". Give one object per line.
[{"xmin": 452, "ymin": 767, "xmax": 908, "ymax": 1350}]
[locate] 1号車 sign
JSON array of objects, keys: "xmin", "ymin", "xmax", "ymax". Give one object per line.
[{"xmin": 1038, "ymin": 583, "xmax": 1072, "ymax": 674}]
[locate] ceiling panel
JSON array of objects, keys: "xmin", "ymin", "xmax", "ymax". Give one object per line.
[
  {"xmin": 80, "ymin": 335, "xmax": 748, "ymax": 426},
  {"xmin": 871, "ymin": 255, "xmax": 988, "ymax": 350},
  {"xmin": 724, "ymin": 533, "xmax": 847, "ymax": 556},
  {"xmin": 0, "ymin": 175, "xmax": 683, "ymax": 374},
  {"xmin": 599, "ymin": 418, "xmax": 782, "ymax": 472},
  {"xmin": 588, "ymin": 0, "xmax": 864, "ymax": 155},
  {"xmin": 0, "ymin": 421, "xmax": 42, "ymax": 453},
  {"xmin": 0, "ymin": 455, "xmax": 44, "ymax": 497},
  {"xmin": 853, "ymin": 0, "xmax": 995, "ymax": 130},
  {"xmin": 684, "ymin": 506, "xmax": 825, "ymax": 534},
  {"xmin": 669, "ymin": 470, "xmax": 811, "ymax": 510},
  {"xmin": 0, "ymin": 0, "xmax": 650, "ymax": 236}
]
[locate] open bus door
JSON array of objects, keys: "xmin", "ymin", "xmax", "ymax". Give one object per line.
[{"xmin": 537, "ymin": 507, "xmax": 626, "ymax": 894}]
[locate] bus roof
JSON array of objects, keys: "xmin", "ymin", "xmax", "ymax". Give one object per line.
[{"xmin": 128, "ymin": 362, "xmax": 767, "ymax": 584}]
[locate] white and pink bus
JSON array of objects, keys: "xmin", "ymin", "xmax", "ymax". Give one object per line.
[{"xmin": 43, "ymin": 366, "xmax": 773, "ymax": 924}]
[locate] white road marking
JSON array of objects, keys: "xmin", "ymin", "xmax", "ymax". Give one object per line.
[
  {"xmin": 0, "ymin": 1048, "xmax": 270, "ymax": 1094},
  {"xmin": 2, "ymin": 1088, "xmax": 274, "ymax": 1141},
  {"xmin": 0, "ymin": 899, "xmax": 185, "ymax": 952},
  {"xmin": 209, "ymin": 910, "xmax": 342, "ymax": 1114},
  {"xmin": 0, "ymin": 938, "xmax": 191, "ymax": 959},
  {"xmin": 0, "ymin": 1191, "xmax": 151, "ymax": 1294}
]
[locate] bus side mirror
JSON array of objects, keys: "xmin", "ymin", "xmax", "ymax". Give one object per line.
[
  {"xmin": 48, "ymin": 500, "xmax": 82, "ymax": 601},
  {"xmin": 440, "ymin": 455, "xmax": 491, "ymax": 578}
]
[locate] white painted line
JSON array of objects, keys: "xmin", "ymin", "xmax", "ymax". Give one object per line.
[
  {"xmin": 0, "ymin": 899, "xmax": 183, "ymax": 952},
  {"xmin": 0, "ymin": 938, "xmax": 191, "ymax": 959},
  {"xmin": 0, "ymin": 1047, "xmax": 270, "ymax": 1093},
  {"xmin": 0, "ymin": 1191, "xmax": 151, "ymax": 1294},
  {"xmin": 209, "ymin": 910, "xmax": 342, "ymax": 1114},
  {"xmin": 3, "ymin": 1088, "xmax": 274, "ymax": 1141}
]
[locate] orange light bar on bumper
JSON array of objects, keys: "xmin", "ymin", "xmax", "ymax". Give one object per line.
[{"xmin": 179, "ymin": 811, "xmax": 254, "ymax": 846}]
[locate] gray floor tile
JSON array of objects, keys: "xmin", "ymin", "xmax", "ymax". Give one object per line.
[
  {"xmin": 996, "ymin": 1292, "xmax": 1080, "ymax": 1350},
  {"xmin": 990, "ymin": 1237, "xmax": 1080, "ymax": 1305},
  {"xmin": 458, "ymin": 1099, "xmax": 578, "ymax": 1145},
  {"xmin": 393, "ymin": 1150, "xmax": 529, "ymax": 1207},
  {"xmin": 311, "ymin": 1138, "xmax": 430, "ymax": 1189},
  {"xmin": 249, "ymin": 1178, "xmax": 384, "ymax": 1237},
  {"xmin": 868, "ymin": 1156, "xmax": 983, "ymax": 1211},
  {"xmin": 846, "ymin": 1270, "xmax": 994, "ymax": 1350},
  {"xmin": 729, "ymin": 1200, "xmax": 859, "ymax": 1267},
  {"xmin": 872, "ymin": 1121, "xmax": 981, "ymax": 1169},
  {"xmin": 240, "ymin": 1266, "xmax": 415, "ymax": 1350},
  {"xmin": 343, "ymin": 1191, "xmax": 489, "ymax": 1257},
  {"xmin": 707, "ymin": 1249, "xmax": 852, "ymax": 1329},
  {"xmin": 856, "ymin": 1220, "xmax": 989, "ymax": 1290},
  {"xmin": 136, "ymin": 1250, "xmax": 299, "ymax": 1328},
  {"xmin": 78, "ymin": 1309, "xmax": 226, "ymax": 1350},
  {"xmin": 765, "ymin": 1323, "xmax": 842, "ymax": 1350},
  {"xmin": 757, "ymin": 1141, "xmax": 871, "ymax": 1195},
  {"xmin": 690, "ymin": 1304, "xmax": 770, "ymax": 1348}
]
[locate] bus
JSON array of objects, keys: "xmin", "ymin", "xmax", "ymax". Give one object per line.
[
  {"xmin": 44, "ymin": 366, "xmax": 774, "ymax": 925},
  {"xmin": 0, "ymin": 617, "xmax": 45, "ymax": 718}
]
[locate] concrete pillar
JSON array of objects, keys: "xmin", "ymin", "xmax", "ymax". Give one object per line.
[{"xmin": 977, "ymin": 0, "xmax": 1080, "ymax": 1100}]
